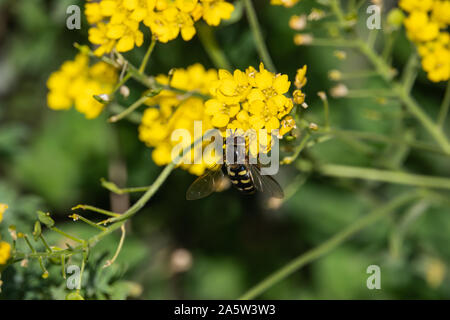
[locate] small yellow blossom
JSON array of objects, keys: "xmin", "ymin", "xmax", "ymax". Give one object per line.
[
  {"xmin": 0, "ymin": 203, "xmax": 7, "ymax": 223},
  {"xmin": 0, "ymin": 241, "xmax": 11, "ymax": 265},
  {"xmin": 46, "ymin": 52, "xmax": 118, "ymax": 119},
  {"xmin": 270, "ymin": 0, "xmax": 300, "ymax": 7},
  {"xmin": 294, "ymin": 65, "xmax": 307, "ymax": 89}
]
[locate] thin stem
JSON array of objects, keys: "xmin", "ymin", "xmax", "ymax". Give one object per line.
[
  {"xmin": 345, "ymin": 88, "xmax": 397, "ymax": 98},
  {"xmin": 243, "ymin": 0, "xmax": 276, "ymax": 72},
  {"xmin": 438, "ymin": 80, "xmax": 450, "ymax": 128},
  {"xmin": 317, "ymin": 128, "xmax": 447, "ymax": 156},
  {"xmin": 401, "ymin": 52, "xmax": 419, "ymax": 93},
  {"xmin": 139, "ymin": 37, "xmax": 157, "ymax": 74},
  {"xmin": 396, "ymin": 86, "xmax": 450, "ymax": 154},
  {"xmin": 357, "ymin": 40, "xmax": 395, "ymax": 81},
  {"xmin": 72, "ymin": 204, "xmax": 120, "ymax": 218},
  {"xmin": 239, "ymin": 191, "xmax": 420, "ymax": 299},
  {"xmin": 197, "ymin": 23, "xmax": 231, "ymax": 70},
  {"xmin": 103, "ymin": 224, "xmax": 126, "ymax": 268},
  {"xmin": 109, "ymin": 95, "xmax": 149, "ymax": 123},
  {"xmin": 318, "ymin": 164, "xmax": 450, "ymax": 190},
  {"xmin": 329, "ymin": 0, "xmax": 347, "ymax": 30},
  {"xmin": 282, "ymin": 132, "xmax": 311, "ymax": 164},
  {"xmin": 112, "ymin": 73, "xmax": 131, "ymax": 94},
  {"xmin": 108, "ymin": 104, "xmax": 142, "ymax": 124},
  {"xmin": 71, "ymin": 214, "xmax": 107, "ymax": 231},
  {"xmin": 310, "ymin": 38, "xmax": 358, "ymax": 47},
  {"xmin": 49, "ymin": 227, "xmax": 84, "ymax": 244},
  {"xmin": 39, "ymin": 235, "xmax": 52, "ymax": 253},
  {"xmin": 101, "ymin": 178, "xmax": 150, "ymax": 194}
]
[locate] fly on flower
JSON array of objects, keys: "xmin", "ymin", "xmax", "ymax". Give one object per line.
[{"xmin": 186, "ymin": 130, "xmax": 284, "ymax": 200}]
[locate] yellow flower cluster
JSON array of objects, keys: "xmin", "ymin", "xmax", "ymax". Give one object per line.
[
  {"xmin": 0, "ymin": 203, "xmax": 10, "ymax": 265},
  {"xmin": 400, "ymin": 0, "xmax": 450, "ymax": 82},
  {"xmin": 47, "ymin": 52, "xmax": 118, "ymax": 119},
  {"xmin": 270, "ymin": 0, "xmax": 300, "ymax": 7},
  {"xmin": 139, "ymin": 63, "xmax": 304, "ymax": 174},
  {"xmin": 139, "ymin": 64, "xmax": 218, "ymax": 175},
  {"xmin": 86, "ymin": 0, "xmax": 234, "ymax": 56},
  {"xmin": 205, "ymin": 63, "xmax": 299, "ymax": 154}
]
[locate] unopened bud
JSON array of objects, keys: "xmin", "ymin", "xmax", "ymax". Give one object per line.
[
  {"xmin": 120, "ymin": 85, "xmax": 130, "ymax": 98},
  {"xmin": 328, "ymin": 70, "xmax": 341, "ymax": 81},
  {"xmin": 330, "ymin": 84, "xmax": 348, "ymax": 98},
  {"xmin": 294, "ymin": 33, "xmax": 314, "ymax": 46},
  {"xmin": 289, "ymin": 15, "xmax": 307, "ymax": 31}
]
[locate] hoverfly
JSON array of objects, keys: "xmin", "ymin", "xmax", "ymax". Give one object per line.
[{"xmin": 186, "ymin": 132, "xmax": 284, "ymax": 200}]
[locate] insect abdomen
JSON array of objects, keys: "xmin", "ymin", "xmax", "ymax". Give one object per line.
[{"xmin": 225, "ymin": 165, "xmax": 255, "ymax": 194}]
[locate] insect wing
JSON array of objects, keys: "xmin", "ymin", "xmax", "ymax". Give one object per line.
[
  {"xmin": 186, "ymin": 165, "xmax": 224, "ymax": 200},
  {"xmin": 249, "ymin": 165, "xmax": 284, "ymax": 199}
]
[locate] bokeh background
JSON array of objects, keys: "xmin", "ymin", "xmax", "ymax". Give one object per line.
[{"xmin": 1, "ymin": 0, "xmax": 450, "ymax": 299}]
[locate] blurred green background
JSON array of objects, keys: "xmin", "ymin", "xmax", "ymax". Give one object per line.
[{"xmin": 1, "ymin": 0, "xmax": 450, "ymax": 299}]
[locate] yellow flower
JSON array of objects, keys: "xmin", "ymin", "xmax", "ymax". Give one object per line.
[
  {"xmin": 399, "ymin": 0, "xmax": 434, "ymax": 12},
  {"xmin": 47, "ymin": 52, "xmax": 118, "ymax": 118},
  {"xmin": 139, "ymin": 64, "xmax": 218, "ymax": 175},
  {"xmin": 206, "ymin": 63, "xmax": 303, "ymax": 154},
  {"xmin": 404, "ymin": 11, "xmax": 439, "ymax": 42},
  {"xmin": 400, "ymin": 0, "xmax": 450, "ymax": 82},
  {"xmin": 200, "ymin": 0, "xmax": 235, "ymax": 26},
  {"xmin": 294, "ymin": 65, "xmax": 307, "ymax": 89},
  {"xmin": 0, "ymin": 241, "xmax": 11, "ymax": 265},
  {"xmin": 86, "ymin": 0, "xmax": 234, "ymax": 54},
  {"xmin": 0, "ymin": 203, "xmax": 7, "ymax": 223}
]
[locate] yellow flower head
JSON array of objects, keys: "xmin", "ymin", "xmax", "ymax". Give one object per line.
[
  {"xmin": 139, "ymin": 64, "xmax": 218, "ymax": 175},
  {"xmin": 0, "ymin": 203, "xmax": 8, "ymax": 223},
  {"xmin": 0, "ymin": 241, "xmax": 11, "ymax": 265},
  {"xmin": 400, "ymin": 0, "xmax": 450, "ymax": 82},
  {"xmin": 86, "ymin": 0, "xmax": 234, "ymax": 55},
  {"xmin": 206, "ymin": 63, "xmax": 302, "ymax": 154},
  {"xmin": 46, "ymin": 52, "xmax": 118, "ymax": 118}
]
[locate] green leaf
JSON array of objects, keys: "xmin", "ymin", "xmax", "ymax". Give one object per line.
[{"xmin": 37, "ymin": 211, "xmax": 55, "ymax": 228}]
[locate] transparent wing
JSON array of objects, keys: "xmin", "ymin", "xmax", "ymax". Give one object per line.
[
  {"xmin": 249, "ymin": 165, "xmax": 284, "ymax": 199},
  {"xmin": 186, "ymin": 165, "xmax": 225, "ymax": 200}
]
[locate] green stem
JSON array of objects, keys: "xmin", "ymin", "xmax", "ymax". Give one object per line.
[
  {"xmin": 317, "ymin": 128, "xmax": 447, "ymax": 156},
  {"xmin": 139, "ymin": 37, "xmax": 157, "ymax": 74},
  {"xmin": 50, "ymin": 227, "xmax": 84, "ymax": 244},
  {"xmin": 239, "ymin": 191, "xmax": 419, "ymax": 299},
  {"xmin": 109, "ymin": 95, "xmax": 149, "ymax": 123},
  {"xmin": 357, "ymin": 40, "xmax": 395, "ymax": 81},
  {"xmin": 438, "ymin": 80, "xmax": 450, "ymax": 128},
  {"xmin": 243, "ymin": 0, "xmax": 276, "ymax": 72},
  {"xmin": 310, "ymin": 38, "xmax": 358, "ymax": 47},
  {"xmin": 197, "ymin": 23, "xmax": 231, "ymax": 70},
  {"xmin": 72, "ymin": 204, "xmax": 120, "ymax": 218},
  {"xmin": 72, "ymin": 214, "xmax": 107, "ymax": 231},
  {"xmin": 396, "ymin": 86, "xmax": 450, "ymax": 154},
  {"xmin": 318, "ymin": 164, "xmax": 450, "ymax": 189},
  {"xmin": 101, "ymin": 178, "xmax": 150, "ymax": 194},
  {"xmin": 401, "ymin": 52, "xmax": 419, "ymax": 93},
  {"xmin": 330, "ymin": 0, "xmax": 347, "ymax": 29}
]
